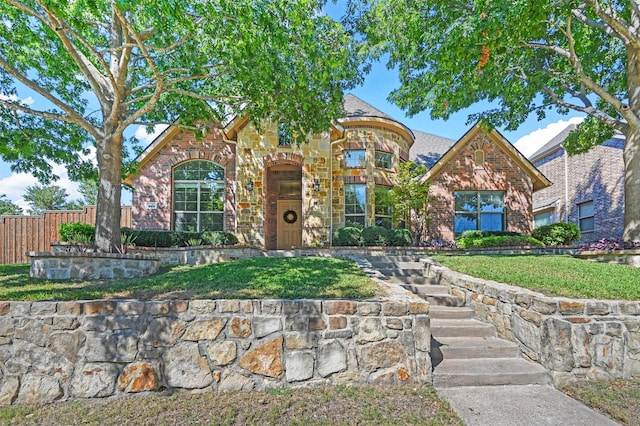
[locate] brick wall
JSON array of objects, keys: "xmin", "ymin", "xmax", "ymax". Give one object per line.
[
  {"xmin": 533, "ymin": 142, "xmax": 625, "ymax": 242},
  {"xmin": 131, "ymin": 128, "xmax": 236, "ymax": 232},
  {"xmin": 428, "ymin": 133, "xmax": 534, "ymax": 241}
]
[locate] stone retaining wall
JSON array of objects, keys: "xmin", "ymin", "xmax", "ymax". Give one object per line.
[
  {"xmin": 0, "ymin": 297, "xmax": 431, "ymax": 405},
  {"xmin": 27, "ymin": 252, "xmax": 160, "ymax": 280},
  {"xmin": 427, "ymin": 260, "xmax": 640, "ymax": 386},
  {"xmin": 577, "ymin": 249, "xmax": 640, "ymax": 267}
]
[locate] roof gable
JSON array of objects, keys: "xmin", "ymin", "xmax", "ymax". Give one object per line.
[{"xmin": 423, "ymin": 122, "xmax": 552, "ymax": 191}]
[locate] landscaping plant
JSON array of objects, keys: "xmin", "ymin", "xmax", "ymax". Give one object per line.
[{"xmin": 532, "ymin": 222, "xmax": 581, "ymax": 246}]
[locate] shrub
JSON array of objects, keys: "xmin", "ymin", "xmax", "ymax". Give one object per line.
[
  {"xmin": 59, "ymin": 222, "xmax": 95, "ymax": 243},
  {"xmin": 419, "ymin": 238, "xmax": 457, "ymax": 249},
  {"xmin": 532, "ymin": 222, "xmax": 581, "ymax": 246},
  {"xmin": 389, "ymin": 228, "xmax": 413, "ymax": 246},
  {"xmin": 200, "ymin": 231, "xmax": 238, "ymax": 246},
  {"xmin": 458, "ymin": 230, "xmax": 522, "ymax": 239},
  {"xmin": 121, "ymin": 229, "xmax": 238, "ymax": 248},
  {"xmin": 332, "ymin": 226, "xmax": 363, "ymax": 246},
  {"xmin": 361, "ymin": 226, "xmax": 391, "ymax": 246},
  {"xmin": 456, "ymin": 235, "xmax": 544, "ymax": 249}
]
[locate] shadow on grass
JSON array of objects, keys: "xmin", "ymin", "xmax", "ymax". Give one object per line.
[{"xmin": 0, "ymin": 258, "xmax": 380, "ymax": 301}]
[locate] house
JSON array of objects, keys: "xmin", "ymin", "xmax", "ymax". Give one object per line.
[
  {"xmin": 530, "ymin": 124, "xmax": 625, "ymax": 243},
  {"xmin": 126, "ymin": 94, "xmax": 550, "ymax": 248}
]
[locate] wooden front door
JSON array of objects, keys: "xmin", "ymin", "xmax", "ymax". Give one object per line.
[{"xmin": 277, "ymin": 200, "xmax": 302, "ymax": 249}]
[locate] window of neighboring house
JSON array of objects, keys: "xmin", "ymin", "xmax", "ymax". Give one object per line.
[
  {"xmin": 374, "ymin": 185, "xmax": 393, "ymax": 229},
  {"xmin": 278, "ymin": 122, "xmax": 292, "ymax": 146},
  {"xmin": 534, "ymin": 211, "xmax": 554, "ymax": 228},
  {"xmin": 375, "ymin": 151, "xmax": 393, "ymax": 169},
  {"xmin": 344, "ymin": 150, "xmax": 366, "ymax": 168},
  {"xmin": 345, "ymin": 183, "xmax": 366, "ymax": 226},
  {"xmin": 173, "ymin": 160, "xmax": 225, "ymax": 232},
  {"xmin": 578, "ymin": 201, "xmax": 595, "ymax": 233},
  {"xmin": 454, "ymin": 191, "xmax": 505, "ymax": 234}
]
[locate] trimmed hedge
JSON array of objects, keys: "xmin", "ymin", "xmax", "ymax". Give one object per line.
[
  {"xmin": 120, "ymin": 228, "xmax": 238, "ymax": 247},
  {"xmin": 332, "ymin": 226, "xmax": 413, "ymax": 247},
  {"xmin": 456, "ymin": 235, "xmax": 544, "ymax": 249},
  {"xmin": 458, "ymin": 230, "xmax": 522, "ymax": 239},
  {"xmin": 532, "ymin": 222, "xmax": 581, "ymax": 246}
]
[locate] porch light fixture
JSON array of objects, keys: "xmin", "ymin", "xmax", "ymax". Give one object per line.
[
  {"xmin": 246, "ymin": 178, "xmax": 254, "ymax": 192},
  {"xmin": 313, "ymin": 178, "xmax": 320, "ymax": 192}
]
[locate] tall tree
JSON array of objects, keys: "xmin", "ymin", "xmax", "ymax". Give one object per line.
[
  {"xmin": 23, "ymin": 184, "xmax": 69, "ymax": 215},
  {"xmin": 0, "ymin": 0, "xmax": 363, "ymax": 252},
  {"xmin": 78, "ymin": 178, "xmax": 98, "ymax": 206},
  {"xmin": 354, "ymin": 0, "xmax": 640, "ymax": 241},
  {"xmin": 0, "ymin": 194, "xmax": 22, "ymax": 215}
]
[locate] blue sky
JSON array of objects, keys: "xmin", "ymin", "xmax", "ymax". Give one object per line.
[{"xmin": 0, "ymin": 6, "xmax": 584, "ymax": 212}]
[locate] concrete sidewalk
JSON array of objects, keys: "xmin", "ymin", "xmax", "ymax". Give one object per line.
[{"xmin": 437, "ymin": 384, "xmax": 619, "ymax": 425}]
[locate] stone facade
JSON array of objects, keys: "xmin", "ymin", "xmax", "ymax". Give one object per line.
[
  {"xmin": 28, "ymin": 252, "xmax": 159, "ymax": 280},
  {"xmin": 531, "ymin": 136, "xmax": 625, "ymax": 243},
  {"xmin": 0, "ymin": 297, "xmax": 431, "ymax": 405},
  {"xmin": 427, "ymin": 260, "xmax": 640, "ymax": 386},
  {"xmin": 127, "ymin": 95, "xmax": 548, "ymax": 248}
]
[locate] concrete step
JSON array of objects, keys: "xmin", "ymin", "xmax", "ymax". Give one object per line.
[
  {"xmin": 433, "ymin": 357, "xmax": 551, "ymax": 387},
  {"xmin": 401, "ymin": 284, "xmax": 451, "ymax": 295},
  {"xmin": 387, "ymin": 275, "xmax": 442, "ymax": 285},
  {"xmin": 429, "ymin": 306, "xmax": 475, "ymax": 319},
  {"xmin": 374, "ymin": 267, "xmax": 425, "ymax": 277},
  {"xmin": 431, "ymin": 319, "xmax": 496, "ymax": 338},
  {"xmin": 363, "ymin": 256, "xmax": 420, "ymax": 264},
  {"xmin": 431, "ymin": 337, "xmax": 521, "ymax": 363},
  {"xmin": 425, "ymin": 294, "xmax": 466, "ymax": 307}
]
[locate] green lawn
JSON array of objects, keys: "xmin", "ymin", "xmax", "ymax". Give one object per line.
[
  {"xmin": 433, "ymin": 254, "xmax": 640, "ymax": 300},
  {"xmin": 0, "ymin": 257, "xmax": 380, "ymax": 301}
]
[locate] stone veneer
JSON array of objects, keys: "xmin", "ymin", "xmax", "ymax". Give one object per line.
[
  {"xmin": 426, "ymin": 259, "xmax": 640, "ymax": 386},
  {"xmin": 0, "ymin": 296, "xmax": 431, "ymax": 405},
  {"xmin": 28, "ymin": 252, "xmax": 160, "ymax": 280}
]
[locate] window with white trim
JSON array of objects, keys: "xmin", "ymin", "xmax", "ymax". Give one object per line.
[
  {"xmin": 454, "ymin": 191, "xmax": 505, "ymax": 233},
  {"xmin": 534, "ymin": 211, "xmax": 554, "ymax": 228},
  {"xmin": 578, "ymin": 201, "xmax": 595, "ymax": 232},
  {"xmin": 344, "ymin": 183, "xmax": 366, "ymax": 226},
  {"xmin": 375, "ymin": 151, "xmax": 393, "ymax": 169},
  {"xmin": 173, "ymin": 161, "xmax": 225, "ymax": 232}
]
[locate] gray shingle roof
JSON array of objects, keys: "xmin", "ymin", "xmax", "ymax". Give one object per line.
[
  {"xmin": 342, "ymin": 93, "xmax": 395, "ymax": 120},
  {"xmin": 410, "ymin": 130, "xmax": 457, "ymax": 167},
  {"xmin": 528, "ymin": 124, "xmax": 577, "ymax": 161}
]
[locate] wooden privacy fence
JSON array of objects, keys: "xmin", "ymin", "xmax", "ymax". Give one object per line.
[{"xmin": 0, "ymin": 206, "xmax": 132, "ymax": 264}]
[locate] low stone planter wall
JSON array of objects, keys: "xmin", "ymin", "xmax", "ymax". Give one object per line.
[
  {"xmin": 0, "ymin": 295, "xmax": 431, "ymax": 405},
  {"xmin": 577, "ymin": 249, "xmax": 640, "ymax": 267},
  {"xmin": 426, "ymin": 259, "xmax": 640, "ymax": 386},
  {"xmin": 128, "ymin": 246, "xmax": 263, "ymax": 266},
  {"xmin": 27, "ymin": 252, "xmax": 160, "ymax": 280}
]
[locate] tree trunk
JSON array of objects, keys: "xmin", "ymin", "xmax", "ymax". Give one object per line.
[
  {"xmin": 623, "ymin": 126, "xmax": 640, "ymax": 242},
  {"xmin": 94, "ymin": 132, "xmax": 123, "ymax": 252}
]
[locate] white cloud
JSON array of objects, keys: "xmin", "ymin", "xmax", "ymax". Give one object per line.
[
  {"xmin": 514, "ymin": 117, "xmax": 585, "ymax": 158},
  {"xmin": 135, "ymin": 124, "xmax": 169, "ymax": 145}
]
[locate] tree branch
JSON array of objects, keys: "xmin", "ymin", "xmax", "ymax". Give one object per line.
[
  {"xmin": 0, "ymin": 57, "xmax": 97, "ymax": 135},
  {"xmin": 30, "ymin": 0, "xmax": 115, "ymax": 110},
  {"xmin": 582, "ymin": 0, "xmax": 640, "ymax": 47}
]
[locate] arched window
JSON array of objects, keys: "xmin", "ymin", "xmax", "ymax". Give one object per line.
[{"xmin": 173, "ymin": 161, "xmax": 225, "ymax": 232}]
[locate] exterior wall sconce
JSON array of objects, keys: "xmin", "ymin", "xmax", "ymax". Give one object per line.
[
  {"xmin": 246, "ymin": 178, "xmax": 254, "ymax": 192},
  {"xmin": 313, "ymin": 178, "xmax": 320, "ymax": 192}
]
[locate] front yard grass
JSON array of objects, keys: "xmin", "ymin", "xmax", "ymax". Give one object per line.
[
  {"xmin": 0, "ymin": 257, "xmax": 380, "ymax": 301},
  {"xmin": 559, "ymin": 379, "xmax": 640, "ymax": 425},
  {"xmin": 0, "ymin": 383, "xmax": 462, "ymax": 426},
  {"xmin": 432, "ymin": 254, "xmax": 640, "ymax": 300}
]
